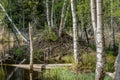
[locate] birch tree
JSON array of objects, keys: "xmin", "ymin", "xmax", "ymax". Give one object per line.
[
  {"xmin": 46, "ymin": 0, "xmax": 51, "ymax": 29},
  {"xmin": 71, "ymin": 0, "xmax": 78, "ymax": 63},
  {"xmin": 51, "ymin": 0, "xmax": 54, "ymax": 28},
  {"xmin": 59, "ymin": 0, "xmax": 67, "ymax": 37},
  {"xmin": 90, "ymin": 0, "xmax": 97, "ymax": 35},
  {"xmin": 95, "ymin": 0, "xmax": 106, "ymax": 80}
]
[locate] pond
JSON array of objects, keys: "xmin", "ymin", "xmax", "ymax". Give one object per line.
[{"xmin": 0, "ymin": 41, "xmax": 30, "ymax": 80}]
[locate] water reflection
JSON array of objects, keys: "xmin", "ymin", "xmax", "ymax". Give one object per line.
[{"xmin": 0, "ymin": 42, "xmax": 14, "ymax": 61}]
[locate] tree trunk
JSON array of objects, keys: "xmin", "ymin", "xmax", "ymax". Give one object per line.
[
  {"xmin": 46, "ymin": 0, "xmax": 51, "ymax": 29},
  {"xmin": 59, "ymin": 0, "xmax": 67, "ymax": 37},
  {"xmin": 29, "ymin": 23, "xmax": 33, "ymax": 80},
  {"xmin": 51, "ymin": 0, "xmax": 54, "ymax": 28},
  {"xmin": 95, "ymin": 0, "xmax": 106, "ymax": 80},
  {"xmin": 71, "ymin": 0, "xmax": 78, "ymax": 63},
  {"xmin": 63, "ymin": 3, "xmax": 70, "ymax": 29},
  {"xmin": 90, "ymin": 0, "xmax": 97, "ymax": 37}
]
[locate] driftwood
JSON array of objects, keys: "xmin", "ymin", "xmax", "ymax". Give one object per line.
[{"xmin": 1, "ymin": 64, "xmax": 72, "ymax": 72}]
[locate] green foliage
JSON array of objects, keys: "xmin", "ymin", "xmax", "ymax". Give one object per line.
[
  {"xmin": 0, "ymin": 0, "xmax": 8, "ymax": 24},
  {"xmin": 107, "ymin": 50, "xmax": 114, "ymax": 56},
  {"xmin": 44, "ymin": 26, "xmax": 58, "ymax": 42},
  {"xmin": 89, "ymin": 44, "xmax": 96, "ymax": 50},
  {"xmin": 62, "ymin": 55, "xmax": 74, "ymax": 63},
  {"xmin": 15, "ymin": 46, "xmax": 26, "ymax": 58},
  {"xmin": 82, "ymin": 54, "xmax": 96, "ymax": 71}
]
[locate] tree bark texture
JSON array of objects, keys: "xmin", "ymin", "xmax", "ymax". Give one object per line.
[
  {"xmin": 46, "ymin": 0, "xmax": 51, "ymax": 29},
  {"xmin": 51, "ymin": 0, "xmax": 54, "ymax": 28},
  {"xmin": 71, "ymin": 0, "xmax": 78, "ymax": 63},
  {"xmin": 90, "ymin": 0, "xmax": 97, "ymax": 36},
  {"xmin": 95, "ymin": 0, "xmax": 106, "ymax": 80}
]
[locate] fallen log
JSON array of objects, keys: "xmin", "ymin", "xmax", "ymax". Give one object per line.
[{"xmin": 1, "ymin": 64, "xmax": 72, "ymax": 72}]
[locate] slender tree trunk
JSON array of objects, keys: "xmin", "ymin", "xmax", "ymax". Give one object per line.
[
  {"xmin": 90, "ymin": 0, "xmax": 97, "ymax": 37},
  {"xmin": 51, "ymin": 0, "xmax": 54, "ymax": 28},
  {"xmin": 29, "ymin": 23, "xmax": 33, "ymax": 80},
  {"xmin": 46, "ymin": 0, "xmax": 51, "ymax": 29},
  {"xmin": 59, "ymin": 0, "xmax": 67, "ymax": 37},
  {"xmin": 71, "ymin": 0, "xmax": 78, "ymax": 63},
  {"xmin": 0, "ymin": 3, "xmax": 28, "ymax": 43},
  {"xmin": 63, "ymin": 3, "xmax": 70, "ymax": 29},
  {"xmin": 95, "ymin": 0, "xmax": 106, "ymax": 80}
]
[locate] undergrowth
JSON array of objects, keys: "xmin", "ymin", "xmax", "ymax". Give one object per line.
[{"xmin": 38, "ymin": 68, "xmax": 112, "ymax": 80}]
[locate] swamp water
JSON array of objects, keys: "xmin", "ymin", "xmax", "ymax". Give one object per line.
[{"xmin": 0, "ymin": 42, "xmax": 29, "ymax": 80}]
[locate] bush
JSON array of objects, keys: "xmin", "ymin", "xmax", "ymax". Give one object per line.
[
  {"xmin": 105, "ymin": 55, "xmax": 115, "ymax": 72},
  {"xmin": 44, "ymin": 26, "xmax": 58, "ymax": 42},
  {"xmin": 15, "ymin": 46, "xmax": 27, "ymax": 59}
]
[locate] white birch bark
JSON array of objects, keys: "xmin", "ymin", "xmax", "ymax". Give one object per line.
[
  {"xmin": 46, "ymin": 0, "xmax": 51, "ymax": 29},
  {"xmin": 71, "ymin": 0, "xmax": 78, "ymax": 63},
  {"xmin": 95, "ymin": 0, "xmax": 105, "ymax": 80},
  {"xmin": 51, "ymin": 0, "xmax": 54, "ymax": 28},
  {"xmin": 0, "ymin": 3, "xmax": 28, "ymax": 43},
  {"xmin": 59, "ymin": 0, "xmax": 67, "ymax": 37},
  {"xmin": 90, "ymin": 0, "xmax": 97, "ymax": 34}
]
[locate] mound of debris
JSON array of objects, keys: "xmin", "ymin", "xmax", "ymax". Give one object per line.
[{"xmin": 33, "ymin": 31, "xmax": 89, "ymax": 63}]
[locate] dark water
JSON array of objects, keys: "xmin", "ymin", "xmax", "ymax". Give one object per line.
[{"xmin": 0, "ymin": 42, "xmax": 27, "ymax": 80}]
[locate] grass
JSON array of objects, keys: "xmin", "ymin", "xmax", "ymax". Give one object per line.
[{"xmin": 37, "ymin": 68, "xmax": 112, "ymax": 80}]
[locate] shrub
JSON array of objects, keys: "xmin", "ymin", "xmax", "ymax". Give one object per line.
[{"xmin": 44, "ymin": 26, "xmax": 58, "ymax": 42}]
